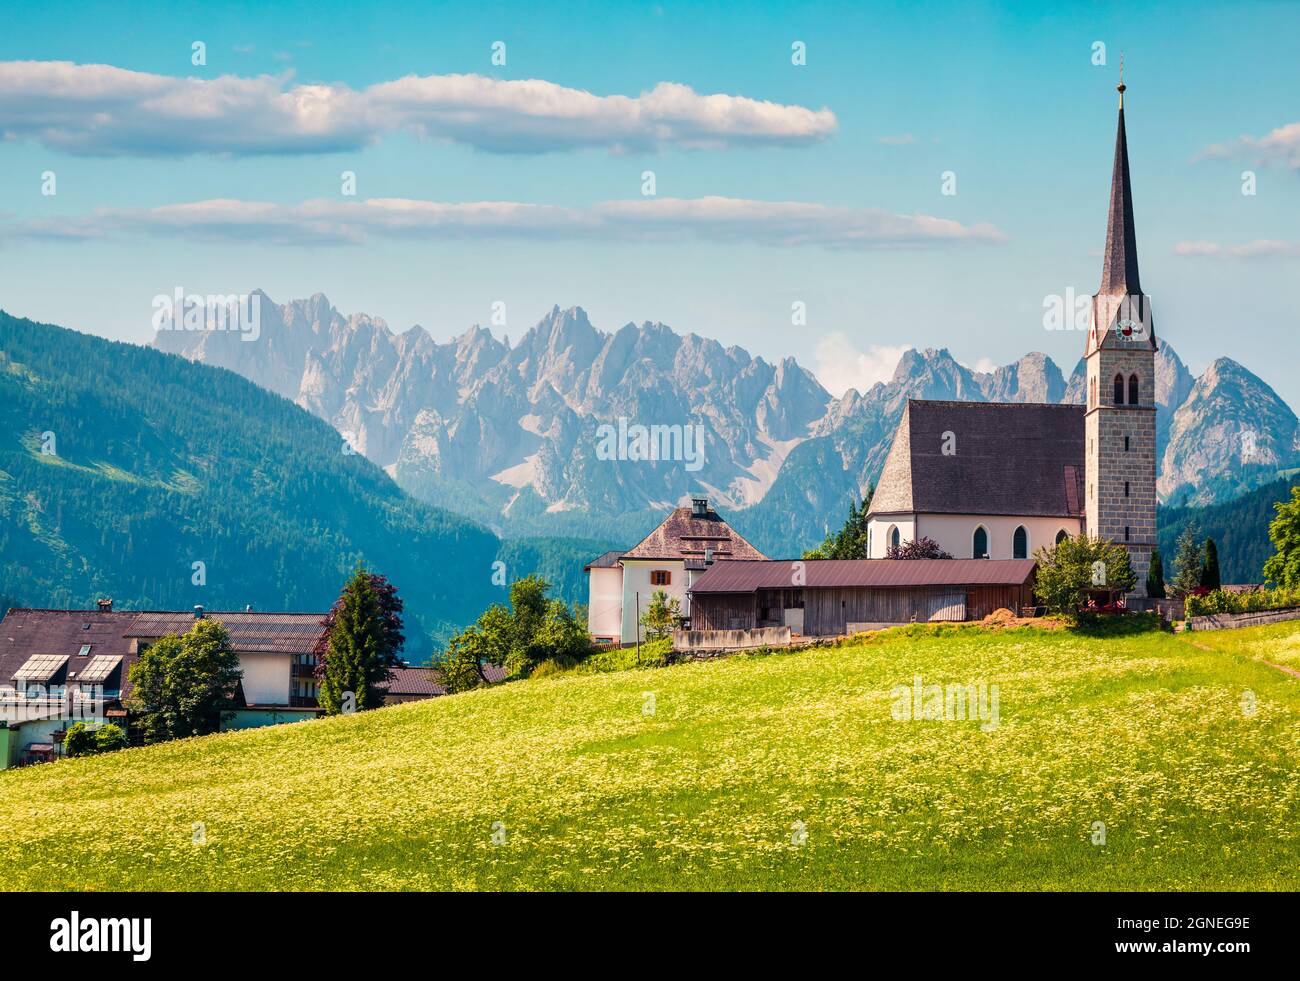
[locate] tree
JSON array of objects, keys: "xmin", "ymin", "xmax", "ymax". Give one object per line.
[
  {"xmin": 1263, "ymin": 486, "xmax": 1300, "ymax": 589},
  {"xmin": 1200, "ymin": 537, "xmax": 1222, "ymax": 590},
  {"xmin": 886, "ymin": 536, "xmax": 953, "ymax": 560},
  {"xmin": 126, "ymin": 619, "xmax": 242, "ymax": 742},
  {"xmin": 1033, "ymin": 534, "xmax": 1137, "ymax": 615},
  {"xmin": 314, "ymin": 568, "xmax": 404, "ymax": 666},
  {"xmin": 1170, "ymin": 526, "xmax": 1204, "ymax": 597},
  {"xmin": 639, "ymin": 589, "xmax": 681, "ymax": 640},
  {"xmin": 1146, "ymin": 548, "xmax": 1166, "ymax": 599},
  {"xmin": 437, "ymin": 574, "xmax": 592, "ymax": 689},
  {"xmin": 95, "ymin": 723, "xmax": 128, "ymax": 753},
  {"xmin": 803, "ymin": 488, "xmax": 874, "ymax": 559},
  {"xmin": 318, "ymin": 566, "xmax": 400, "ymax": 714}
]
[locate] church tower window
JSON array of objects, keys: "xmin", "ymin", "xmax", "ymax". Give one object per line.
[
  {"xmin": 1128, "ymin": 373, "xmax": 1139, "ymax": 405},
  {"xmin": 1113, "ymin": 374, "xmax": 1125, "ymax": 405}
]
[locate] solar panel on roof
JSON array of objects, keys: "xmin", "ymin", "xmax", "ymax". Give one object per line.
[
  {"xmin": 77, "ymin": 655, "xmax": 123, "ymax": 683},
  {"xmin": 13, "ymin": 654, "xmax": 69, "ymax": 682}
]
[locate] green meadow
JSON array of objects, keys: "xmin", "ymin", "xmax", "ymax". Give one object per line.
[{"xmin": 2, "ymin": 621, "xmax": 1298, "ymax": 891}]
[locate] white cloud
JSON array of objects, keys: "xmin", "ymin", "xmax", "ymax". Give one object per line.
[
  {"xmin": 0, "ymin": 60, "xmax": 837, "ymax": 156},
  {"xmin": 1174, "ymin": 239, "xmax": 1300, "ymax": 258},
  {"xmin": 5, "ymin": 196, "xmax": 1007, "ymax": 249},
  {"xmin": 1197, "ymin": 121, "xmax": 1300, "ymax": 171},
  {"xmin": 813, "ymin": 334, "xmax": 911, "ymax": 397}
]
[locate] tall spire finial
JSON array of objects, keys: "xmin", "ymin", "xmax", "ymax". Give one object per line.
[{"xmin": 1118, "ymin": 52, "xmax": 1126, "ymax": 109}]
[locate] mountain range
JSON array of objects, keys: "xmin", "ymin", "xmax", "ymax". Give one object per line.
[
  {"xmin": 0, "ymin": 309, "xmax": 510, "ymax": 660},
  {"xmin": 156, "ymin": 293, "xmax": 1300, "ymax": 557}
]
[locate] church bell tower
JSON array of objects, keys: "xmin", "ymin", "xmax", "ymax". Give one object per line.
[{"xmin": 1084, "ymin": 69, "xmax": 1158, "ymax": 597}]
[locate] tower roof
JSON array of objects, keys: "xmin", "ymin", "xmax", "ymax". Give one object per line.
[{"xmin": 1098, "ymin": 74, "xmax": 1141, "ymax": 296}]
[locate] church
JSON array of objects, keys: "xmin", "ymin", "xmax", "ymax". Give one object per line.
[{"xmin": 866, "ymin": 77, "xmax": 1158, "ymax": 597}]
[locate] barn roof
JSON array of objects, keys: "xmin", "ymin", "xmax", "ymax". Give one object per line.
[
  {"xmin": 868, "ymin": 400, "xmax": 1084, "ymax": 518},
  {"xmin": 689, "ymin": 558, "xmax": 1037, "ymax": 594}
]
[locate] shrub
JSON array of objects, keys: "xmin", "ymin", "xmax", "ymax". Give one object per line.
[
  {"xmin": 63, "ymin": 722, "xmax": 96, "ymax": 758},
  {"xmin": 1186, "ymin": 587, "xmax": 1300, "ymax": 617},
  {"xmin": 63, "ymin": 721, "xmax": 128, "ymax": 758}
]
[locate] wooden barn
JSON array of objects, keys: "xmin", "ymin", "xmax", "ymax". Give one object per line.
[{"xmin": 688, "ymin": 558, "xmax": 1038, "ymax": 636}]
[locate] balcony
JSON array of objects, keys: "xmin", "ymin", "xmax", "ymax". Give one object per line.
[
  {"xmin": 289, "ymin": 695, "xmax": 318, "ymax": 709},
  {"xmin": 291, "ymin": 662, "xmax": 318, "ymax": 678}
]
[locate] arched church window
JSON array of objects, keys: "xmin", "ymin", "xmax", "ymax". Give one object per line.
[
  {"xmin": 1113, "ymin": 374, "xmax": 1125, "ymax": 405},
  {"xmin": 888, "ymin": 525, "xmax": 900, "ymax": 551},
  {"xmin": 1128, "ymin": 373, "xmax": 1139, "ymax": 405},
  {"xmin": 973, "ymin": 526, "xmax": 988, "ymax": 559},
  {"xmin": 1013, "ymin": 526, "xmax": 1028, "ymax": 559},
  {"xmin": 1055, "ymin": 529, "xmax": 1069, "ymax": 545}
]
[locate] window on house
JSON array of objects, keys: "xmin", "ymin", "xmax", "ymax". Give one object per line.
[
  {"xmin": 1113, "ymin": 374, "xmax": 1125, "ymax": 405},
  {"xmin": 1013, "ymin": 526, "xmax": 1028, "ymax": 559},
  {"xmin": 1055, "ymin": 529, "xmax": 1069, "ymax": 545},
  {"xmin": 78, "ymin": 645, "xmax": 92, "ymax": 657},
  {"xmin": 973, "ymin": 527, "xmax": 989, "ymax": 559},
  {"xmin": 650, "ymin": 570, "xmax": 671, "ymax": 586},
  {"xmin": 1128, "ymin": 374, "xmax": 1139, "ymax": 405}
]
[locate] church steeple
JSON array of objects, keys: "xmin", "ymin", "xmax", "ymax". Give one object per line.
[{"xmin": 1098, "ymin": 66, "xmax": 1141, "ymax": 297}]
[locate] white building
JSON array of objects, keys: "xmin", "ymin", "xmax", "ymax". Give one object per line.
[{"xmin": 584, "ymin": 496, "xmax": 767, "ymax": 644}]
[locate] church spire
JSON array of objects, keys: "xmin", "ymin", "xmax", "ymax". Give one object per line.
[{"xmin": 1098, "ymin": 64, "xmax": 1141, "ymax": 296}]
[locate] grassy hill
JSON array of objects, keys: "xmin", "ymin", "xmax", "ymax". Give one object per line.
[
  {"xmin": 1158, "ymin": 473, "xmax": 1300, "ymax": 585},
  {"xmin": 2, "ymin": 620, "xmax": 1298, "ymax": 890},
  {"xmin": 0, "ymin": 310, "xmax": 503, "ymax": 657}
]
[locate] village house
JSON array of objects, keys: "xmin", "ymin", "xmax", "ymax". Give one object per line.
[
  {"xmin": 0, "ymin": 602, "xmax": 329, "ymax": 767},
  {"xmin": 865, "ymin": 78, "xmax": 1158, "ymax": 597},
  {"xmin": 584, "ymin": 495, "xmax": 767, "ymax": 644}
]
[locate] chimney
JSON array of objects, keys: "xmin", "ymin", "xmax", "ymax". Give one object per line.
[
  {"xmin": 96, "ymin": 598, "xmax": 113, "ymax": 613},
  {"xmin": 704, "ymin": 547, "xmax": 714, "ymax": 566},
  {"xmin": 691, "ymin": 495, "xmax": 708, "ymax": 517},
  {"xmin": 194, "ymin": 605, "xmax": 205, "ymax": 620}
]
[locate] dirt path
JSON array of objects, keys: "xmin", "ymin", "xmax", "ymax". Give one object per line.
[{"xmin": 1182, "ymin": 636, "xmax": 1300, "ymax": 679}]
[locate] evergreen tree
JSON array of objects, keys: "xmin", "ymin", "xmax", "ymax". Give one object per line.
[
  {"xmin": 1200, "ymin": 537, "xmax": 1222, "ymax": 590},
  {"xmin": 1263, "ymin": 486, "xmax": 1300, "ymax": 589},
  {"xmin": 1146, "ymin": 548, "xmax": 1166, "ymax": 599},
  {"xmin": 1171, "ymin": 526, "xmax": 1204, "ymax": 597},
  {"xmin": 318, "ymin": 567, "xmax": 397, "ymax": 714},
  {"xmin": 639, "ymin": 589, "xmax": 681, "ymax": 639}
]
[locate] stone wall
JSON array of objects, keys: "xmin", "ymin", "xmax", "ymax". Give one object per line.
[
  {"xmin": 1188, "ymin": 607, "xmax": 1300, "ymax": 631},
  {"xmin": 673, "ymin": 626, "xmax": 792, "ymax": 653}
]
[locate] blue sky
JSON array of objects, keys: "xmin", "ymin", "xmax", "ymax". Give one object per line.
[{"xmin": 2, "ymin": 0, "xmax": 1297, "ymax": 403}]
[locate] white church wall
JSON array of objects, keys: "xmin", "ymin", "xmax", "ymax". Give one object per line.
[
  {"xmin": 918, "ymin": 514, "xmax": 1080, "ymax": 560},
  {"xmin": 866, "ymin": 516, "xmax": 917, "ymax": 558}
]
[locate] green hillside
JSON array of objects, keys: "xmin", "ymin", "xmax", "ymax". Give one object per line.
[
  {"xmin": 0, "ymin": 310, "xmax": 501, "ymax": 657},
  {"xmin": 1158, "ymin": 474, "xmax": 1300, "ymax": 585},
  {"xmin": 2, "ymin": 621, "xmax": 1298, "ymax": 890}
]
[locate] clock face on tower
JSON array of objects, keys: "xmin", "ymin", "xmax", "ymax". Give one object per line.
[{"xmin": 1117, "ymin": 318, "xmax": 1146, "ymax": 341}]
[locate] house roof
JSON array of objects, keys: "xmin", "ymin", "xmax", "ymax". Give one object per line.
[
  {"xmin": 1, "ymin": 607, "xmax": 328, "ymax": 703},
  {"xmin": 126, "ymin": 611, "xmax": 326, "ymax": 654},
  {"xmin": 382, "ymin": 663, "xmax": 508, "ymax": 697},
  {"xmin": 621, "ymin": 502, "xmax": 767, "ymax": 562},
  {"xmin": 689, "ymin": 558, "xmax": 1037, "ymax": 594},
  {"xmin": 868, "ymin": 400, "xmax": 1085, "ymax": 519},
  {"xmin": 583, "ymin": 550, "xmax": 626, "ymax": 572}
]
